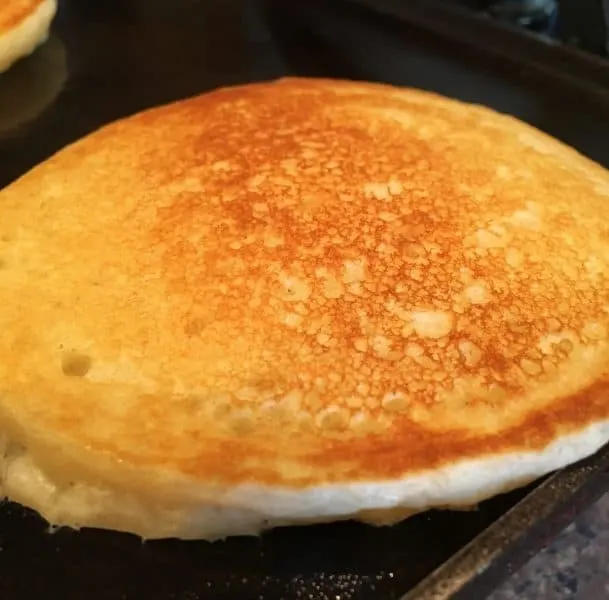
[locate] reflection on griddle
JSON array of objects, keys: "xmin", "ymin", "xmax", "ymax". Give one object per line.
[{"xmin": 0, "ymin": 34, "xmax": 67, "ymax": 136}]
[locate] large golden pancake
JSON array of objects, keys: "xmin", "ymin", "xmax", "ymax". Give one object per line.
[
  {"xmin": 0, "ymin": 0, "xmax": 57, "ymax": 74},
  {"xmin": 1, "ymin": 78, "xmax": 609, "ymax": 540}
]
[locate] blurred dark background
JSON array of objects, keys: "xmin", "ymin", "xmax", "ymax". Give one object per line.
[
  {"xmin": 61, "ymin": 0, "xmax": 609, "ymax": 58},
  {"xmin": 451, "ymin": 0, "xmax": 608, "ymax": 56}
]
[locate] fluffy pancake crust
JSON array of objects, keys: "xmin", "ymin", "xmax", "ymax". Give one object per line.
[{"xmin": 1, "ymin": 78, "xmax": 609, "ymax": 539}]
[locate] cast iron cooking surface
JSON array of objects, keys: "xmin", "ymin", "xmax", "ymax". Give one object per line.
[
  {"xmin": 1, "ymin": 1, "xmax": 609, "ymax": 599},
  {"xmin": 0, "ymin": 494, "xmax": 531, "ymax": 600}
]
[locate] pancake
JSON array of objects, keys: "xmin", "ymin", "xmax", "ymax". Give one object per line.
[
  {"xmin": 0, "ymin": 0, "xmax": 57, "ymax": 74},
  {"xmin": 1, "ymin": 78, "xmax": 609, "ymax": 540}
]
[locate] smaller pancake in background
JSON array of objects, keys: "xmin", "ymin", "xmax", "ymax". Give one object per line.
[{"xmin": 0, "ymin": 0, "xmax": 58, "ymax": 74}]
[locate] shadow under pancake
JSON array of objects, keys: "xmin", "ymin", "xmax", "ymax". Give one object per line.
[{"xmin": 0, "ymin": 34, "xmax": 67, "ymax": 137}]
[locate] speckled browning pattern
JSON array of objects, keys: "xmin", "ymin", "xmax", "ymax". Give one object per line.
[{"xmin": 1, "ymin": 77, "xmax": 609, "ymax": 490}]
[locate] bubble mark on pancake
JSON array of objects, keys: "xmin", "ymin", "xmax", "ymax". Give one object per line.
[
  {"xmin": 316, "ymin": 405, "xmax": 349, "ymax": 431},
  {"xmin": 458, "ymin": 340, "xmax": 482, "ymax": 368},
  {"xmin": 463, "ymin": 281, "xmax": 491, "ymax": 305},
  {"xmin": 61, "ymin": 352, "xmax": 92, "ymax": 377},
  {"xmin": 411, "ymin": 310, "xmax": 453, "ymax": 339},
  {"xmin": 381, "ymin": 391, "xmax": 409, "ymax": 413}
]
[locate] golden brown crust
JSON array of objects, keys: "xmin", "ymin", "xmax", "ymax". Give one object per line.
[
  {"xmin": 0, "ymin": 0, "xmax": 45, "ymax": 33},
  {"xmin": 1, "ymin": 78, "xmax": 609, "ymax": 491}
]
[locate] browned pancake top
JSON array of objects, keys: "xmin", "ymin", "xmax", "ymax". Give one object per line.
[{"xmin": 1, "ymin": 78, "xmax": 609, "ymax": 488}]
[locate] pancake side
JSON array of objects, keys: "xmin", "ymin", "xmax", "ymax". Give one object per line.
[
  {"xmin": 0, "ymin": 0, "xmax": 57, "ymax": 74},
  {"xmin": 1, "ymin": 78, "xmax": 609, "ymax": 539}
]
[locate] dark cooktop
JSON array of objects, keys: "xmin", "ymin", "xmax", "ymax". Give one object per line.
[{"xmin": 449, "ymin": 0, "xmax": 608, "ymax": 56}]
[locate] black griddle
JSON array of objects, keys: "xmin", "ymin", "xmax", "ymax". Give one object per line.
[{"xmin": 1, "ymin": 1, "xmax": 609, "ymax": 598}]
